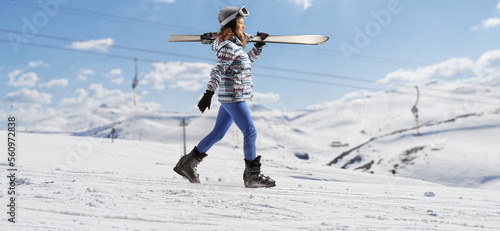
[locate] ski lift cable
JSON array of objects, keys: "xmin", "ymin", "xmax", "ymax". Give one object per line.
[
  {"xmin": 256, "ymin": 73, "xmax": 499, "ymax": 106},
  {"xmin": 255, "ymin": 64, "xmax": 374, "ymax": 84},
  {"xmin": 5, "ymin": 0, "xmax": 492, "ymax": 97},
  {"xmin": 0, "ymin": 28, "xmax": 410, "ymax": 82},
  {"xmin": 4, "ymin": 0, "xmax": 427, "ymax": 68},
  {"xmin": 282, "ymin": 46, "xmax": 426, "ymax": 67},
  {"xmin": 1, "ymin": 0, "xmax": 203, "ymax": 33},
  {"xmin": 1, "ymin": 1, "xmax": 431, "ymax": 67},
  {"xmin": 2, "ymin": 27, "xmax": 483, "ymax": 99},
  {"xmin": 0, "ymin": 28, "xmax": 214, "ymax": 63},
  {"xmin": 254, "ymin": 73, "xmax": 387, "ymax": 91},
  {"xmin": 0, "ymin": 39, "xmax": 497, "ymax": 106},
  {"xmin": 0, "ymin": 38, "xmax": 160, "ymax": 63},
  {"xmin": 0, "ymin": 29, "xmax": 380, "ymax": 87}
]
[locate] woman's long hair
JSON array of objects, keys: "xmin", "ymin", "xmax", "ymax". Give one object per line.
[{"xmin": 216, "ymin": 20, "xmax": 246, "ymax": 48}]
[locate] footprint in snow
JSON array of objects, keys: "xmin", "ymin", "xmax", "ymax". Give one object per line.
[{"xmin": 427, "ymin": 210, "xmax": 437, "ymax": 216}]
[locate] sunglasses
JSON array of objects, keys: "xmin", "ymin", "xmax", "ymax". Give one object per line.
[{"xmin": 221, "ymin": 6, "xmax": 250, "ymax": 26}]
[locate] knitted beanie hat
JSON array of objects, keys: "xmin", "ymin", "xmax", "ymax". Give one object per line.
[{"xmin": 218, "ymin": 6, "xmax": 249, "ymax": 26}]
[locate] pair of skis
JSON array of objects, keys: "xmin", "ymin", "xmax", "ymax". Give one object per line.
[{"xmin": 169, "ymin": 32, "xmax": 329, "ymax": 45}]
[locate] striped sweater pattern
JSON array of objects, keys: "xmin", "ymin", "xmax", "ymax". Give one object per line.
[{"xmin": 207, "ymin": 35, "xmax": 263, "ymax": 103}]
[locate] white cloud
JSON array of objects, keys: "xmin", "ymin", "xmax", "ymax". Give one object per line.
[
  {"xmin": 253, "ymin": 92, "xmax": 280, "ymax": 104},
  {"xmin": 81, "ymin": 69, "xmax": 95, "ymax": 75},
  {"xmin": 153, "ymin": 0, "xmax": 175, "ymax": 3},
  {"xmin": 471, "ymin": 25, "xmax": 481, "ymax": 31},
  {"xmin": 471, "ymin": 2, "xmax": 500, "ymax": 30},
  {"xmin": 7, "ymin": 71, "xmax": 39, "ymax": 87},
  {"xmin": 3, "ymin": 88, "xmax": 51, "ymax": 105},
  {"xmin": 144, "ymin": 61, "xmax": 212, "ymax": 91},
  {"xmin": 75, "ymin": 89, "xmax": 87, "ymax": 102},
  {"xmin": 476, "ymin": 49, "xmax": 500, "ymax": 77},
  {"xmin": 171, "ymin": 80, "xmax": 203, "ymax": 91},
  {"xmin": 39, "ymin": 79, "xmax": 69, "ymax": 88},
  {"xmin": 482, "ymin": 18, "xmax": 500, "ymax": 29},
  {"xmin": 28, "ymin": 60, "xmax": 45, "ymax": 68},
  {"xmin": 306, "ymin": 90, "xmax": 375, "ymax": 111},
  {"xmin": 111, "ymin": 77, "xmax": 124, "ymax": 84},
  {"xmin": 61, "ymin": 84, "xmax": 131, "ymax": 109},
  {"xmin": 60, "ymin": 84, "xmax": 160, "ymax": 111},
  {"xmin": 379, "ymin": 49, "xmax": 500, "ymax": 85},
  {"xmin": 289, "ymin": 0, "xmax": 313, "ymax": 10},
  {"xmin": 1, "ymin": 107, "xmax": 62, "ymax": 126},
  {"xmin": 106, "ymin": 68, "xmax": 124, "ymax": 84},
  {"xmin": 8, "ymin": 69, "xmax": 22, "ymax": 80},
  {"xmin": 477, "ymin": 49, "xmax": 500, "ymax": 68},
  {"xmin": 77, "ymin": 68, "xmax": 94, "ymax": 81},
  {"xmin": 379, "ymin": 58, "xmax": 476, "ymax": 85},
  {"xmin": 109, "ymin": 68, "xmax": 122, "ymax": 76},
  {"xmin": 88, "ymin": 84, "xmax": 123, "ymax": 98},
  {"xmin": 69, "ymin": 38, "xmax": 114, "ymax": 52}
]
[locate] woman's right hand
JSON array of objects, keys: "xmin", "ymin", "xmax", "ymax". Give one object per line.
[
  {"xmin": 255, "ymin": 32, "xmax": 269, "ymax": 48},
  {"xmin": 197, "ymin": 90, "xmax": 214, "ymax": 113}
]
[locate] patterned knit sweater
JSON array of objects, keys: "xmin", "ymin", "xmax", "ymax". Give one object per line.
[{"xmin": 207, "ymin": 34, "xmax": 263, "ymax": 103}]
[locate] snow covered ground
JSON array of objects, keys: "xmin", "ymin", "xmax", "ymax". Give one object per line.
[
  {"xmin": 2, "ymin": 54, "xmax": 500, "ymax": 229},
  {"xmin": 16, "ymin": 72, "xmax": 500, "ymax": 190},
  {"xmin": 1, "ymin": 133, "xmax": 499, "ymax": 230}
]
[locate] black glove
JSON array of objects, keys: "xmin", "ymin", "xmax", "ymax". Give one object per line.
[
  {"xmin": 255, "ymin": 32, "xmax": 269, "ymax": 48},
  {"xmin": 197, "ymin": 90, "xmax": 214, "ymax": 113}
]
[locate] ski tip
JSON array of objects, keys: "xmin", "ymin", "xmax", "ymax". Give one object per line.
[
  {"xmin": 168, "ymin": 34, "xmax": 177, "ymax": 42},
  {"xmin": 317, "ymin": 36, "xmax": 329, "ymax": 45},
  {"xmin": 299, "ymin": 35, "xmax": 329, "ymax": 45}
]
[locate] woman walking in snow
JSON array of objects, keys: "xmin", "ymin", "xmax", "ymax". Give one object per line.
[{"xmin": 174, "ymin": 6, "xmax": 275, "ymax": 188}]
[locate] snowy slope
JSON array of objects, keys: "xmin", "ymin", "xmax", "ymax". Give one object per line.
[
  {"xmin": 286, "ymin": 77, "xmax": 500, "ymax": 189},
  {"xmin": 1, "ymin": 133, "xmax": 499, "ymax": 230},
  {"xmin": 21, "ymin": 75, "xmax": 500, "ymax": 190}
]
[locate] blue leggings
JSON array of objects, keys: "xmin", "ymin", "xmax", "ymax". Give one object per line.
[{"xmin": 197, "ymin": 101, "xmax": 256, "ymax": 161}]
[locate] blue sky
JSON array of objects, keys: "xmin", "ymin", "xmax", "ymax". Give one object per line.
[{"xmin": 1, "ymin": 0, "xmax": 500, "ymax": 124}]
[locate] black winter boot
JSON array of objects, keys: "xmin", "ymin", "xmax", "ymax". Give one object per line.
[
  {"xmin": 243, "ymin": 156, "xmax": 276, "ymax": 188},
  {"xmin": 173, "ymin": 147, "xmax": 207, "ymax": 183}
]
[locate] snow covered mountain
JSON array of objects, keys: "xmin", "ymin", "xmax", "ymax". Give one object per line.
[
  {"xmin": 22, "ymin": 75, "xmax": 500, "ymax": 190},
  {"xmin": 3, "ymin": 73, "xmax": 500, "ymax": 230}
]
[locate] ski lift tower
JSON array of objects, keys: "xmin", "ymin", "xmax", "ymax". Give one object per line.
[
  {"xmin": 412, "ymin": 86, "xmax": 420, "ymax": 136},
  {"xmin": 132, "ymin": 58, "xmax": 139, "ymax": 106},
  {"xmin": 180, "ymin": 118, "xmax": 188, "ymax": 156}
]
